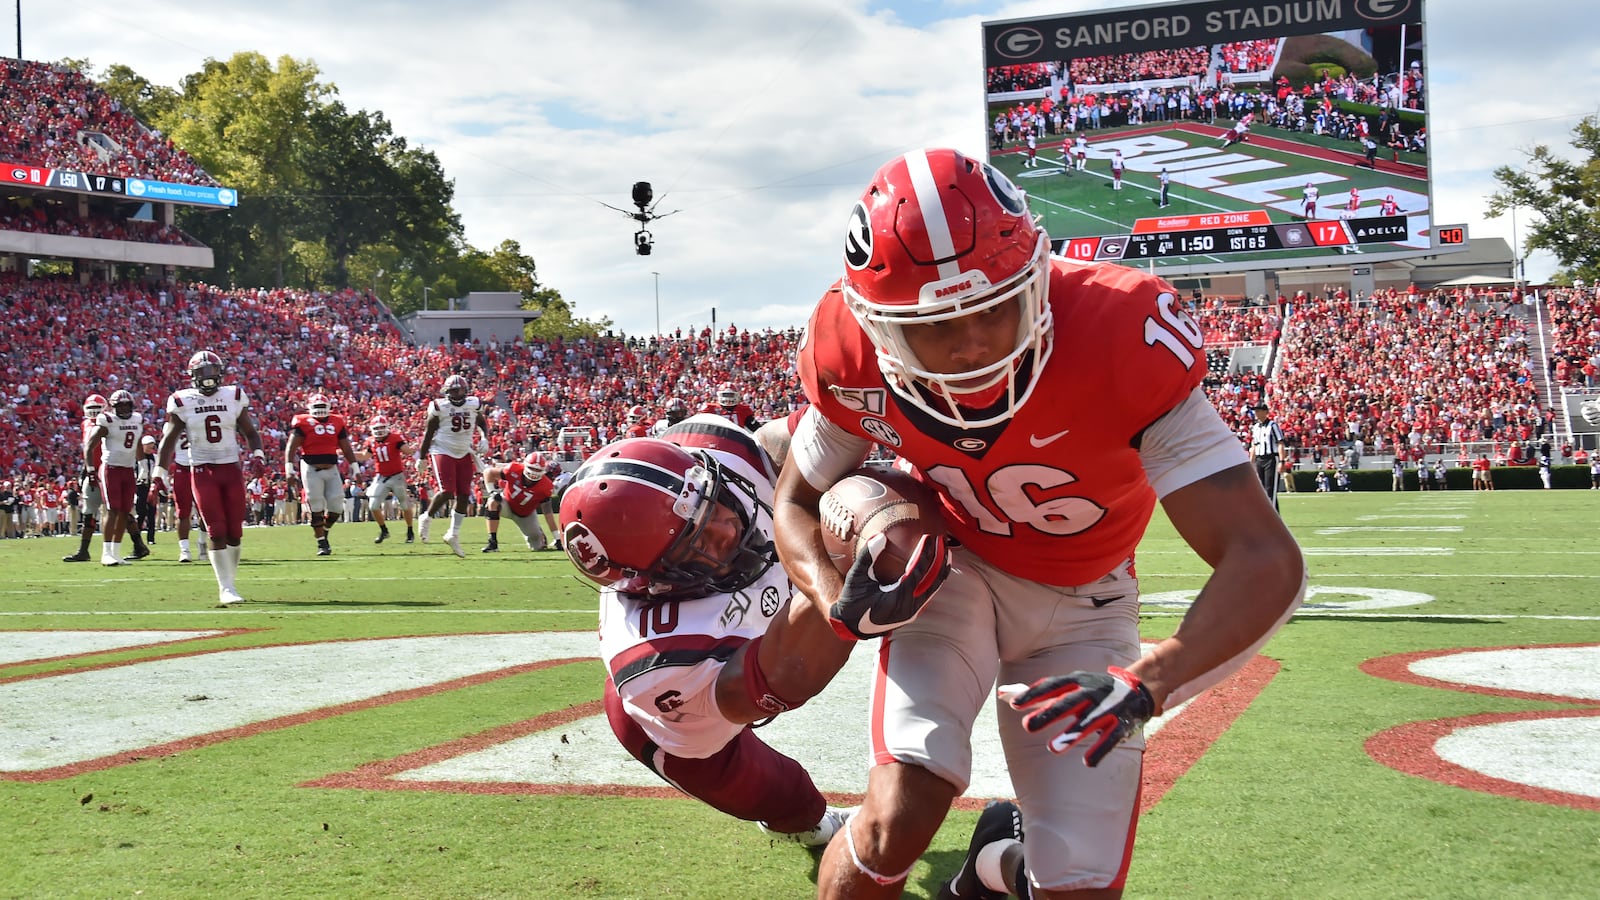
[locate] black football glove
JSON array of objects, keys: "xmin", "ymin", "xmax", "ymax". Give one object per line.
[
  {"xmin": 828, "ymin": 531, "xmax": 951, "ymax": 641},
  {"xmin": 999, "ymin": 666, "xmax": 1155, "ymax": 767}
]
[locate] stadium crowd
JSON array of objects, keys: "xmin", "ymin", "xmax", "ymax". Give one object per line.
[
  {"xmin": 0, "ymin": 196, "xmax": 199, "ymax": 246},
  {"xmin": 1, "ymin": 59, "xmax": 220, "ymax": 185}
]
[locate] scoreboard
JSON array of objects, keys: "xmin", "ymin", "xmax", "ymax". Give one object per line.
[{"xmin": 1053, "ymin": 210, "xmax": 1411, "ymax": 263}]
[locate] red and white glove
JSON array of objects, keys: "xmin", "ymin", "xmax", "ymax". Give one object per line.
[
  {"xmin": 999, "ymin": 666, "xmax": 1156, "ymax": 767},
  {"xmin": 147, "ymin": 473, "xmax": 168, "ymax": 508},
  {"xmin": 827, "ymin": 531, "xmax": 951, "ymax": 641},
  {"xmin": 246, "ymin": 450, "xmax": 267, "ymax": 480}
]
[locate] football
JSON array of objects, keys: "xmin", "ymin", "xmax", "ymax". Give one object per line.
[{"xmin": 818, "ymin": 467, "xmax": 948, "ymax": 579}]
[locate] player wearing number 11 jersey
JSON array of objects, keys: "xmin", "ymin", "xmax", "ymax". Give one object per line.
[{"xmin": 775, "ymin": 148, "xmax": 1305, "ymax": 898}]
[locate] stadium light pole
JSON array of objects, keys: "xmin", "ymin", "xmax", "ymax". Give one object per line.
[
  {"xmin": 15, "ymin": 0, "xmax": 21, "ymax": 59},
  {"xmin": 651, "ymin": 271, "xmax": 660, "ymax": 336}
]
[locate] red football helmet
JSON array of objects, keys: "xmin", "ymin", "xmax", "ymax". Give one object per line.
[
  {"xmin": 188, "ymin": 351, "xmax": 224, "ymax": 395},
  {"xmin": 559, "ymin": 437, "xmax": 773, "ymax": 597},
  {"xmin": 841, "ymin": 148, "xmax": 1053, "ymax": 428},
  {"xmin": 626, "ymin": 405, "xmax": 648, "ymax": 423},
  {"xmin": 307, "ymin": 394, "xmax": 331, "ymax": 419},
  {"xmin": 521, "ymin": 451, "xmax": 548, "ymax": 482},
  {"xmin": 83, "ymin": 393, "xmax": 108, "ymax": 419},
  {"xmin": 716, "ymin": 383, "xmax": 740, "ymax": 408},
  {"xmin": 369, "ymin": 416, "xmax": 390, "ymax": 439}
]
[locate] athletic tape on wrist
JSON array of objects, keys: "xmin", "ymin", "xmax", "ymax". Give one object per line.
[
  {"xmin": 740, "ymin": 635, "xmax": 799, "ymax": 714},
  {"xmin": 843, "ymin": 815, "xmax": 914, "ymax": 886}
]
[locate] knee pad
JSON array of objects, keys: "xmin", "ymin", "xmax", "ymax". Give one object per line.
[
  {"xmin": 310, "ymin": 512, "xmax": 325, "ymax": 529},
  {"xmin": 485, "ymin": 508, "xmax": 500, "ymax": 522}
]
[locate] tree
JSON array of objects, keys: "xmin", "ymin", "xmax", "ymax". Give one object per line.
[{"xmin": 1487, "ymin": 115, "xmax": 1600, "ymax": 285}]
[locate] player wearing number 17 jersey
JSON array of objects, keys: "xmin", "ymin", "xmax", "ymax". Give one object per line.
[{"xmin": 774, "ymin": 148, "xmax": 1305, "ymax": 898}]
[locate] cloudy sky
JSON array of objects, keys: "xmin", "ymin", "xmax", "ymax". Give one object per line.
[{"xmin": 23, "ymin": 0, "xmax": 1596, "ymax": 335}]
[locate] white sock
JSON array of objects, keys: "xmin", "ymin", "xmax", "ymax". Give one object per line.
[
  {"xmin": 975, "ymin": 839, "xmax": 1021, "ymax": 894},
  {"xmin": 210, "ymin": 550, "xmax": 228, "ymax": 590},
  {"xmin": 180, "ymin": 538, "xmax": 190, "ymax": 554},
  {"xmin": 110, "ymin": 540, "xmax": 121, "ymax": 559},
  {"xmin": 451, "ymin": 512, "xmax": 464, "ymax": 533},
  {"xmin": 227, "ymin": 545, "xmax": 242, "ymax": 590}
]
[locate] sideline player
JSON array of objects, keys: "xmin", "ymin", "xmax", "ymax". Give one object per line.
[
  {"xmin": 480, "ymin": 451, "xmax": 554, "ymax": 552},
  {"xmin": 649, "ymin": 397, "xmax": 690, "ymax": 437},
  {"xmin": 416, "ymin": 373, "xmax": 488, "ymax": 557},
  {"xmin": 83, "ymin": 389, "xmax": 150, "ymax": 565},
  {"xmin": 153, "ymin": 350, "xmax": 267, "ymax": 606},
  {"xmin": 355, "ymin": 415, "xmax": 415, "ymax": 544},
  {"xmin": 284, "ymin": 393, "xmax": 358, "ymax": 556},
  {"xmin": 559, "ymin": 416, "xmax": 856, "ymax": 849},
  {"xmin": 63, "ymin": 393, "xmax": 107, "ymax": 562},
  {"xmin": 701, "ymin": 383, "xmax": 759, "ymax": 430},
  {"xmin": 775, "ymin": 149, "xmax": 1305, "ymax": 898}
]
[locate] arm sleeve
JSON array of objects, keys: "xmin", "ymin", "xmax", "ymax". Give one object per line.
[
  {"xmin": 1139, "ymin": 387, "xmax": 1250, "ymax": 499},
  {"xmin": 788, "ymin": 406, "xmax": 873, "ymax": 492}
]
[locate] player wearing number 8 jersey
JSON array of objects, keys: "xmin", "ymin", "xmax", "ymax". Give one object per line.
[{"xmin": 774, "ymin": 148, "xmax": 1305, "ymax": 898}]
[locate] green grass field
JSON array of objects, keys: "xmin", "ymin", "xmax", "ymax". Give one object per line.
[{"xmin": 3, "ymin": 488, "xmax": 1598, "ymax": 898}]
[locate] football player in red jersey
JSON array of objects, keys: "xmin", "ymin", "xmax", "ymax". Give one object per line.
[
  {"xmin": 480, "ymin": 451, "xmax": 555, "ymax": 552},
  {"xmin": 622, "ymin": 405, "xmax": 651, "ymax": 439},
  {"xmin": 773, "ymin": 149, "xmax": 1305, "ymax": 899},
  {"xmin": 354, "ymin": 415, "xmax": 415, "ymax": 544},
  {"xmin": 284, "ymin": 394, "xmax": 358, "ymax": 556},
  {"xmin": 559, "ymin": 415, "xmax": 855, "ymax": 849},
  {"xmin": 699, "ymin": 383, "xmax": 759, "ymax": 430},
  {"xmin": 63, "ymin": 393, "xmax": 107, "ymax": 562}
]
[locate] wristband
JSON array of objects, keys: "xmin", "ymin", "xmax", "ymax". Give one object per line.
[{"xmin": 740, "ymin": 635, "xmax": 799, "ymax": 714}]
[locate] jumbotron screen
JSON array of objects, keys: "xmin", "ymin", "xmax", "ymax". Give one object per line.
[{"xmin": 981, "ymin": 0, "xmax": 1439, "ymax": 275}]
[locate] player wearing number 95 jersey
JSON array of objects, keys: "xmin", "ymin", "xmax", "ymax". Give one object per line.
[{"xmin": 774, "ymin": 148, "xmax": 1306, "ymax": 899}]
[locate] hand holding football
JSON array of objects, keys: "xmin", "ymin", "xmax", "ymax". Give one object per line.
[{"xmin": 818, "ymin": 467, "xmax": 947, "ymax": 580}]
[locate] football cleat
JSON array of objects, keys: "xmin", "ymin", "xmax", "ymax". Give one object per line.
[
  {"xmin": 482, "ymin": 537, "xmax": 499, "ymax": 553},
  {"xmin": 418, "ymin": 517, "xmax": 430, "ymax": 543},
  {"xmin": 936, "ymin": 800, "xmax": 1023, "ymax": 900},
  {"xmin": 374, "ymin": 528, "xmax": 389, "ymax": 544},
  {"xmin": 444, "ymin": 532, "xmax": 465, "ymax": 558},
  {"xmin": 218, "ymin": 589, "xmax": 245, "ymax": 607},
  {"xmin": 179, "ymin": 550, "xmax": 192, "ymax": 563},
  {"xmin": 62, "ymin": 552, "xmax": 91, "ymax": 563},
  {"xmin": 316, "ymin": 539, "xmax": 332, "ymax": 557},
  {"xmin": 404, "ymin": 529, "xmax": 415, "ymax": 544},
  {"xmin": 759, "ymin": 806, "xmax": 857, "ymax": 849}
]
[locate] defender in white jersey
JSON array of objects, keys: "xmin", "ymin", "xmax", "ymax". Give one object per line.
[
  {"xmin": 415, "ymin": 373, "xmax": 487, "ymax": 556},
  {"xmin": 83, "ymin": 389, "xmax": 149, "ymax": 565},
  {"xmin": 153, "ymin": 350, "xmax": 266, "ymax": 607},
  {"xmin": 560, "ymin": 415, "xmax": 855, "ymax": 848}
]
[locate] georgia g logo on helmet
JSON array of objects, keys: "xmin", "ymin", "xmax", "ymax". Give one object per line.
[
  {"xmin": 983, "ymin": 164, "xmax": 1028, "ymax": 216},
  {"xmin": 844, "ymin": 202, "xmax": 873, "ymax": 271}
]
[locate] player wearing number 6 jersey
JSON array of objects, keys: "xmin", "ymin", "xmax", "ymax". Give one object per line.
[
  {"xmin": 774, "ymin": 148, "xmax": 1305, "ymax": 898},
  {"xmin": 155, "ymin": 350, "xmax": 266, "ymax": 607}
]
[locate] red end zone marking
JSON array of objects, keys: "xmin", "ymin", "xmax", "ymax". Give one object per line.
[
  {"xmin": 1360, "ymin": 643, "xmax": 1597, "ymax": 704},
  {"xmin": 0, "ymin": 629, "xmax": 264, "ymax": 678},
  {"xmin": 1366, "ymin": 709, "xmax": 1600, "ymax": 811},
  {"xmin": 1139, "ymin": 655, "xmax": 1279, "ymax": 812}
]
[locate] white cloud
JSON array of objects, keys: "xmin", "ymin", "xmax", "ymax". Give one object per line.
[{"xmin": 25, "ymin": 0, "xmax": 1592, "ymax": 334}]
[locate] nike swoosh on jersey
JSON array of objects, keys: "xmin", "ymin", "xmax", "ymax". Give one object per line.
[
  {"xmin": 1029, "ymin": 427, "xmax": 1071, "ymax": 448},
  {"xmin": 1090, "ymin": 595, "xmax": 1118, "ymax": 608}
]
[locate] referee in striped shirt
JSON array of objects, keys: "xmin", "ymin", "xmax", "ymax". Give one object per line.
[{"xmin": 1250, "ymin": 402, "xmax": 1285, "ymax": 512}]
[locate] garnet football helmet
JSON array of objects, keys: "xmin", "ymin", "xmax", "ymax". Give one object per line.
[
  {"xmin": 189, "ymin": 351, "xmax": 224, "ymax": 395},
  {"xmin": 521, "ymin": 451, "xmax": 548, "ymax": 482},
  {"xmin": 307, "ymin": 394, "xmax": 331, "ymax": 419},
  {"xmin": 664, "ymin": 397, "xmax": 689, "ymax": 425},
  {"xmin": 369, "ymin": 416, "xmax": 390, "ymax": 439},
  {"xmin": 83, "ymin": 393, "xmax": 108, "ymax": 419},
  {"xmin": 559, "ymin": 437, "xmax": 773, "ymax": 597},
  {"xmin": 109, "ymin": 389, "xmax": 135, "ymax": 418},
  {"xmin": 840, "ymin": 147, "xmax": 1053, "ymax": 428},
  {"xmin": 443, "ymin": 374, "xmax": 469, "ymax": 405}
]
